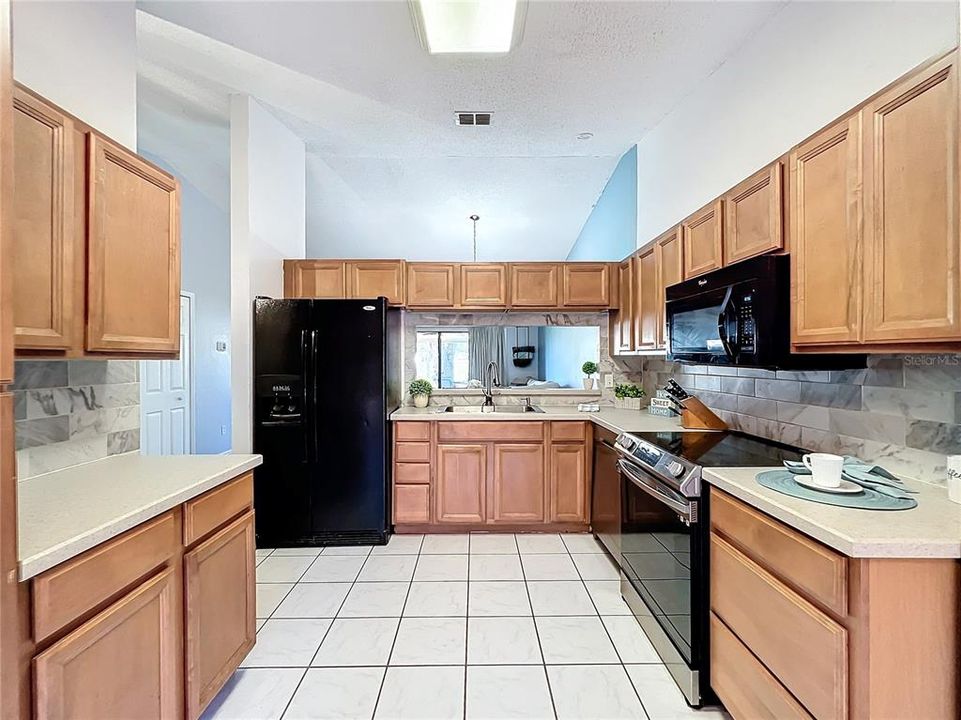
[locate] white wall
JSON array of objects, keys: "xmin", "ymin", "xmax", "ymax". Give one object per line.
[
  {"xmin": 634, "ymin": 1, "xmax": 959, "ymax": 243},
  {"xmin": 13, "ymin": 1, "xmax": 136, "ymax": 148},
  {"xmin": 230, "ymin": 95, "xmax": 306, "ymax": 452}
]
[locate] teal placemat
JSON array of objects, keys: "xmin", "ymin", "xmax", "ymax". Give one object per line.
[{"xmin": 756, "ymin": 470, "xmax": 918, "ymax": 511}]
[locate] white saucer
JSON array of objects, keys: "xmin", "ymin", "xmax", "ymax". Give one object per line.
[{"xmin": 794, "ymin": 476, "xmax": 863, "ymax": 495}]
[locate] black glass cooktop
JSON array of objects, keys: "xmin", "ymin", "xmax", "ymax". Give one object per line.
[{"xmin": 633, "ymin": 430, "xmax": 804, "ymax": 467}]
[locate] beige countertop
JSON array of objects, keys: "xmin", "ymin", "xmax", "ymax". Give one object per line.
[
  {"xmin": 18, "ymin": 453, "xmax": 263, "ymax": 580},
  {"xmin": 390, "ymin": 406, "xmax": 697, "ymax": 435},
  {"xmin": 704, "ymin": 467, "xmax": 961, "ymax": 559}
]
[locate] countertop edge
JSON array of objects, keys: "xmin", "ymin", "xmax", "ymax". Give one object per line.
[
  {"xmin": 704, "ymin": 469, "xmax": 961, "ymax": 559},
  {"xmin": 19, "ymin": 455, "xmax": 263, "ymax": 581}
]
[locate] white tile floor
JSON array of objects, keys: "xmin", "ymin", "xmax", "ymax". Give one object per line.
[{"xmin": 204, "ymin": 533, "xmax": 729, "ymax": 720}]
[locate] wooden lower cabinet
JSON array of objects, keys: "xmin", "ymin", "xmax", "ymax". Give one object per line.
[
  {"xmin": 184, "ymin": 512, "xmax": 256, "ymax": 720},
  {"xmin": 435, "ymin": 444, "xmax": 486, "ymax": 523},
  {"xmin": 488, "ymin": 444, "xmax": 546, "ymax": 523},
  {"xmin": 710, "ymin": 488, "xmax": 959, "ymax": 720},
  {"xmin": 549, "ymin": 442, "xmax": 588, "ymax": 523},
  {"xmin": 394, "ymin": 420, "xmax": 590, "ymax": 529},
  {"xmin": 27, "ymin": 473, "xmax": 256, "ymax": 720},
  {"xmin": 34, "ymin": 567, "xmax": 182, "ymax": 720}
]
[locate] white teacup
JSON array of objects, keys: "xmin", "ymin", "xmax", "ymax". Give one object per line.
[{"xmin": 802, "ymin": 453, "xmax": 844, "ymax": 488}]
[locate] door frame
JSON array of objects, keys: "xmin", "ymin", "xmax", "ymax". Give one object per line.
[{"xmin": 140, "ymin": 291, "xmax": 195, "ymax": 454}]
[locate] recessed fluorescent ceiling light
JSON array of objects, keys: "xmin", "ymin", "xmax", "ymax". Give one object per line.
[{"xmin": 413, "ymin": 0, "xmax": 522, "ymax": 54}]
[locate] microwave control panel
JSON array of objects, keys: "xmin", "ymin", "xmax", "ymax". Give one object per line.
[{"xmin": 736, "ymin": 293, "xmax": 756, "ymax": 352}]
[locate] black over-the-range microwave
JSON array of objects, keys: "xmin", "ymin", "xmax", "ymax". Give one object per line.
[{"xmin": 665, "ymin": 254, "xmax": 866, "ymax": 370}]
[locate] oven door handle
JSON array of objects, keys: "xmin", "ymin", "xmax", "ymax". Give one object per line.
[{"xmin": 617, "ymin": 459, "xmax": 693, "ymax": 521}]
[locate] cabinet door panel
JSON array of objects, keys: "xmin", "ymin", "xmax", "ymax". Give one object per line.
[
  {"xmin": 87, "ymin": 135, "xmax": 180, "ymax": 353},
  {"xmin": 562, "ymin": 264, "xmax": 610, "ymax": 307},
  {"xmin": 682, "ymin": 200, "xmax": 723, "ymax": 279},
  {"xmin": 611, "ymin": 259, "xmax": 634, "ymax": 354},
  {"xmin": 459, "ymin": 264, "xmax": 507, "ymax": 307},
  {"xmin": 634, "ymin": 247, "xmax": 657, "ymax": 349},
  {"xmin": 394, "ymin": 484, "xmax": 430, "ymax": 524},
  {"xmin": 347, "ymin": 261, "xmax": 405, "ymax": 305},
  {"xmin": 184, "ymin": 512, "xmax": 255, "ymax": 720},
  {"xmin": 408, "ymin": 263, "xmax": 456, "ymax": 307},
  {"xmin": 489, "ymin": 443, "xmax": 545, "ymax": 524},
  {"xmin": 791, "ymin": 116, "xmax": 863, "ymax": 345},
  {"xmin": 509, "ymin": 264, "xmax": 558, "ymax": 307},
  {"xmin": 435, "ymin": 444, "xmax": 485, "ymax": 523},
  {"xmin": 284, "ymin": 260, "xmax": 345, "ymax": 298},
  {"xmin": 724, "ymin": 162, "xmax": 784, "ymax": 264},
  {"xmin": 13, "ymin": 89, "xmax": 74, "ymax": 350},
  {"xmin": 654, "ymin": 226, "xmax": 683, "ymax": 348},
  {"xmin": 34, "ymin": 567, "xmax": 183, "ymax": 720},
  {"xmin": 549, "ymin": 443, "xmax": 588, "ymax": 523},
  {"xmin": 863, "ymin": 52, "xmax": 960, "ymax": 342}
]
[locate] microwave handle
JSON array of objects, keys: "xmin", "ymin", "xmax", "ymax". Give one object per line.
[{"xmin": 717, "ymin": 287, "xmax": 738, "ymax": 360}]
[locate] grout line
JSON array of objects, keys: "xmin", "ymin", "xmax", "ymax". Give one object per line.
[
  {"xmin": 519, "ymin": 537, "xmax": 558, "ymax": 720},
  {"xmin": 276, "ymin": 667, "xmax": 310, "ymax": 720},
  {"xmin": 565, "ymin": 539, "xmax": 652, "ymax": 719},
  {"xmin": 371, "ymin": 548, "xmax": 418, "ymax": 718}
]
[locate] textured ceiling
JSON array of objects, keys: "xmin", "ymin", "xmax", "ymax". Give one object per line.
[{"xmin": 136, "ymin": 1, "xmax": 787, "ymax": 259}]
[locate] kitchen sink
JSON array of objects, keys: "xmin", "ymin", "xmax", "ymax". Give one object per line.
[{"xmin": 434, "ymin": 404, "xmax": 544, "ymax": 414}]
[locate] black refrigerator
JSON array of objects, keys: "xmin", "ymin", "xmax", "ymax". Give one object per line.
[{"xmin": 253, "ymin": 297, "xmax": 401, "ymax": 547}]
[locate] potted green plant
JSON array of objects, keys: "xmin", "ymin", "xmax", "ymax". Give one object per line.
[
  {"xmin": 614, "ymin": 383, "xmax": 646, "ymax": 410},
  {"xmin": 581, "ymin": 361, "xmax": 598, "ymax": 390},
  {"xmin": 409, "ymin": 378, "xmax": 433, "ymax": 408}
]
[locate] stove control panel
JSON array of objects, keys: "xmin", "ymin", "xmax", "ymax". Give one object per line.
[{"xmin": 614, "ymin": 432, "xmax": 700, "ymax": 497}]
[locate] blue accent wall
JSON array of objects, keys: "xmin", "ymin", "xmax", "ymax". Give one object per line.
[{"xmin": 566, "ymin": 146, "xmax": 637, "ymax": 261}]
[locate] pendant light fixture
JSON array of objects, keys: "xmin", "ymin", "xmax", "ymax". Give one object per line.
[{"xmin": 469, "ymin": 214, "xmax": 480, "ymax": 262}]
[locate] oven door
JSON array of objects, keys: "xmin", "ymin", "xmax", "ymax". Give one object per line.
[{"xmin": 617, "ymin": 458, "xmax": 709, "ymax": 707}]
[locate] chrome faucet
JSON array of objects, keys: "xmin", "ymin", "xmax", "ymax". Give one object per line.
[{"xmin": 482, "ymin": 360, "xmax": 500, "ymax": 412}]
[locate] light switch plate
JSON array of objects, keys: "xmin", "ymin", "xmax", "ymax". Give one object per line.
[{"xmin": 604, "ymin": 373, "xmax": 614, "ymax": 388}]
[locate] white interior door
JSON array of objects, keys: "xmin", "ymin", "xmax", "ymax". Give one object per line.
[{"xmin": 141, "ymin": 294, "xmax": 193, "ymax": 455}]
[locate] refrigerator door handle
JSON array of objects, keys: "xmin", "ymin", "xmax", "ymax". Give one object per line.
[
  {"xmin": 301, "ymin": 329, "xmax": 313, "ymax": 463},
  {"xmin": 310, "ymin": 329, "xmax": 321, "ymax": 463}
]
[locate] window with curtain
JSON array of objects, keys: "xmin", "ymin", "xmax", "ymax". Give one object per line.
[{"xmin": 415, "ymin": 330, "xmax": 469, "ymax": 388}]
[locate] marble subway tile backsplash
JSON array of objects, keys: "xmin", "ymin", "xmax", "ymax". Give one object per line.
[
  {"xmin": 14, "ymin": 360, "xmax": 140, "ymax": 479},
  {"xmin": 643, "ymin": 355, "xmax": 961, "ymax": 486}
]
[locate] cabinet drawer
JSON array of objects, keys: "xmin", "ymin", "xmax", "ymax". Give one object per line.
[
  {"xmin": 711, "ymin": 613, "xmax": 814, "ymax": 720},
  {"xmin": 550, "ymin": 421, "xmax": 587, "ymax": 442},
  {"xmin": 395, "ymin": 422, "xmax": 430, "ymax": 441},
  {"xmin": 394, "ymin": 485, "xmax": 430, "ymax": 523},
  {"xmin": 33, "ymin": 511, "xmax": 179, "ymax": 643},
  {"xmin": 184, "ymin": 473, "xmax": 254, "ymax": 547},
  {"xmin": 711, "ymin": 534, "xmax": 847, "ymax": 720},
  {"xmin": 710, "ymin": 489, "xmax": 847, "ymax": 616},
  {"xmin": 394, "ymin": 463, "xmax": 430, "ymax": 484},
  {"xmin": 394, "ymin": 442, "xmax": 430, "ymax": 463},
  {"xmin": 437, "ymin": 421, "xmax": 544, "ymax": 442}
]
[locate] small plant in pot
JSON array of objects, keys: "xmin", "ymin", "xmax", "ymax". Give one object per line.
[
  {"xmin": 409, "ymin": 379, "xmax": 433, "ymax": 409},
  {"xmin": 581, "ymin": 361, "xmax": 598, "ymax": 390},
  {"xmin": 614, "ymin": 383, "xmax": 646, "ymax": 410}
]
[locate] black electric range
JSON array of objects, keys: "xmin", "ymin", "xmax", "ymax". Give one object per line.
[{"xmin": 599, "ymin": 429, "xmax": 804, "ymax": 708}]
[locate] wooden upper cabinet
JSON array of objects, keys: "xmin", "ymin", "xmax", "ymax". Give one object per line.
[
  {"xmin": 654, "ymin": 226, "xmax": 683, "ymax": 348},
  {"xmin": 407, "ymin": 263, "xmax": 457, "ymax": 307},
  {"xmin": 561, "ymin": 263, "xmax": 610, "ymax": 307},
  {"xmin": 184, "ymin": 512, "xmax": 255, "ymax": 720},
  {"xmin": 723, "ymin": 161, "xmax": 784, "ymax": 264},
  {"xmin": 34, "ymin": 567, "xmax": 183, "ymax": 720},
  {"xmin": 791, "ymin": 116, "xmax": 863, "ymax": 346},
  {"xmin": 435, "ymin": 444, "xmax": 486, "ymax": 523},
  {"xmin": 634, "ymin": 246, "xmax": 658, "ymax": 350},
  {"xmin": 346, "ymin": 260, "xmax": 405, "ymax": 304},
  {"xmin": 12, "ymin": 89, "xmax": 75, "ymax": 351},
  {"xmin": 682, "ymin": 199, "xmax": 724, "ymax": 279},
  {"xmin": 612, "ymin": 258, "xmax": 634, "ymax": 354},
  {"xmin": 86, "ymin": 135, "xmax": 180, "ymax": 354},
  {"xmin": 488, "ymin": 443, "xmax": 546, "ymax": 524},
  {"xmin": 509, "ymin": 263, "xmax": 558, "ymax": 307},
  {"xmin": 284, "ymin": 260, "xmax": 346, "ymax": 299},
  {"xmin": 862, "ymin": 51, "xmax": 960, "ymax": 343},
  {"xmin": 549, "ymin": 442, "xmax": 589, "ymax": 523},
  {"xmin": 459, "ymin": 263, "xmax": 508, "ymax": 307}
]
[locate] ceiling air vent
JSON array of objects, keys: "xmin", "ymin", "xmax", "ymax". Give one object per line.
[{"xmin": 455, "ymin": 112, "xmax": 492, "ymax": 126}]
